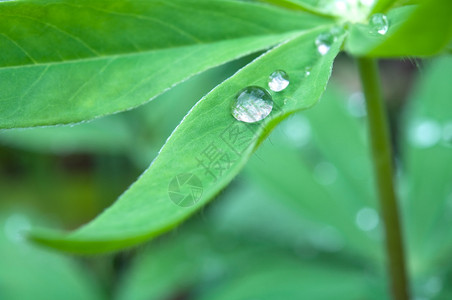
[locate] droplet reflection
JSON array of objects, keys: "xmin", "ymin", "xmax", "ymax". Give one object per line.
[{"xmin": 232, "ymin": 86, "xmax": 273, "ymax": 123}]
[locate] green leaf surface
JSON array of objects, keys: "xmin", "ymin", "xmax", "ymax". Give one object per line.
[
  {"xmin": 0, "ymin": 0, "xmax": 330, "ymax": 129},
  {"xmin": 347, "ymin": 0, "xmax": 452, "ymax": 57},
  {"xmin": 29, "ymin": 27, "xmax": 345, "ymax": 254},
  {"xmin": 402, "ymin": 56, "xmax": 452, "ymax": 275},
  {"xmin": 0, "ymin": 213, "xmax": 104, "ymax": 300},
  {"xmin": 0, "ymin": 61, "xmax": 242, "ymax": 164}
]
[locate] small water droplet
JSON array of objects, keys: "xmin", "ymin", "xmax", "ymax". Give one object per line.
[
  {"xmin": 268, "ymin": 70, "xmax": 289, "ymax": 92},
  {"xmin": 315, "ymin": 32, "xmax": 335, "ymax": 55},
  {"xmin": 304, "ymin": 66, "xmax": 312, "ymax": 77},
  {"xmin": 369, "ymin": 13, "xmax": 389, "ymax": 35},
  {"xmin": 356, "ymin": 207, "xmax": 379, "ymax": 231},
  {"xmin": 313, "ymin": 162, "xmax": 338, "ymax": 185},
  {"xmin": 409, "ymin": 120, "xmax": 441, "ymax": 148},
  {"xmin": 232, "ymin": 86, "xmax": 273, "ymax": 123}
]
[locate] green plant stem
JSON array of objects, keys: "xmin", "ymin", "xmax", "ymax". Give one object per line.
[{"xmin": 357, "ymin": 57, "xmax": 410, "ymax": 300}]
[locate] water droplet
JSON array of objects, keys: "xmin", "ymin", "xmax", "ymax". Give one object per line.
[
  {"xmin": 304, "ymin": 67, "xmax": 312, "ymax": 77},
  {"xmin": 268, "ymin": 70, "xmax": 289, "ymax": 92},
  {"xmin": 409, "ymin": 120, "xmax": 441, "ymax": 148},
  {"xmin": 369, "ymin": 13, "xmax": 389, "ymax": 35},
  {"xmin": 347, "ymin": 92, "xmax": 367, "ymax": 117},
  {"xmin": 282, "ymin": 115, "xmax": 311, "ymax": 148},
  {"xmin": 232, "ymin": 86, "xmax": 273, "ymax": 123},
  {"xmin": 315, "ymin": 32, "xmax": 335, "ymax": 55},
  {"xmin": 356, "ymin": 207, "xmax": 379, "ymax": 231},
  {"xmin": 314, "ymin": 162, "xmax": 338, "ymax": 185},
  {"xmin": 3, "ymin": 214, "xmax": 31, "ymax": 243}
]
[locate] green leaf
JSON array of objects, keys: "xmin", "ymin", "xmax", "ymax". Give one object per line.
[
  {"xmin": 402, "ymin": 56, "xmax": 452, "ymax": 275},
  {"xmin": 29, "ymin": 27, "xmax": 345, "ymax": 254},
  {"xmin": 0, "ymin": 0, "xmax": 330, "ymax": 129},
  {"xmin": 347, "ymin": 0, "xmax": 452, "ymax": 57},
  {"xmin": 0, "ymin": 213, "xmax": 104, "ymax": 300},
  {"xmin": 0, "ymin": 61, "xmax": 241, "ymax": 164}
]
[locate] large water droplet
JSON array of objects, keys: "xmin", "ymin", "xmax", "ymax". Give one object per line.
[
  {"xmin": 409, "ymin": 120, "xmax": 441, "ymax": 148},
  {"xmin": 232, "ymin": 86, "xmax": 273, "ymax": 123},
  {"xmin": 370, "ymin": 13, "xmax": 389, "ymax": 35},
  {"xmin": 268, "ymin": 70, "xmax": 289, "ymax": 92},
  {"xmin": 355, "ymin": 207, "xmax": 379, "ymax": 231},
  {"xmin": 315, "ymin": 32, "xmax": 335, "ymax": 55}
]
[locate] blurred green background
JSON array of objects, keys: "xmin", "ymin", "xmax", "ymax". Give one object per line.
[{"xmin": 1, "ymin": 54, "xmax": 451, "ymax": 300}]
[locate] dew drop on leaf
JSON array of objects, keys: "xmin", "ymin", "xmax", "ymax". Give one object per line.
[
  {"xmin": 232, "ymin": 86, "xmax": 273, "ymax": 123},
  {"xmin": 315, "ymin": 32, "xmax": 335, "ymax": 55},
  {"xmin": 268, "ymin": 70, "xmax": 290, "ymax": 92},
  {"xmin": 369, "ymin": 13, "xmax": 389, "ymax": 35},
  {"xmin": 304, "ymin": 66, "xmax": 312, "ymax": 77}
]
